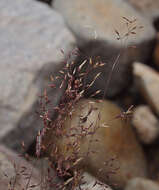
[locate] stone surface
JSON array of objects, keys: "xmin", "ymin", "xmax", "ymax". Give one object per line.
[
  {"xmin": 154, "ymin": 33, "xmax": 159, "ymax": 67},
  {"xmin": 0, "ymin": 145, "xmax": 41, "ymax": 190},
  {"xmin": 43, "ymin": 99, "xmax": 148, "ymax": 189},
  {"xmin": 146, "ymin": 145, "xmax": 159, "ymax": 180},
  {"xmin": 132, "ymin": 105, "xmax": 159, "ymax": 144},
  {"xmin": 127, "ymin": 0, "xmax": 159, "ymax": 21},
  {"xmin": 53, "ymin": 0, "xmax": 155, "ymax": 98},
  {"xmin": 76, "ymin": 172, "xmax": 112, "ymax": 190},
  {"xmin": 31, "ymin": 157, "xmax": 63, "ymax": 189},
  {"xmin": 125, "ymin": 177, "xmax": 159, "ymax": 190},
  {"xmin": 133, "ymin": 62, "xmax": 159, "ymax": 115},
  {"xmin": 53, "ymin": 0, "xmax": 155, "ymax": 47},
  {"xmin": 0, "ymin": 0, "xmax": 76, "ymax": 151},
  {"xmin": 74, "ymin": 40, "xmax": 133, "ymax": 98},
  {"xmin": 37, "ymin": 0, "xmax": 52, "ymax": 5}
]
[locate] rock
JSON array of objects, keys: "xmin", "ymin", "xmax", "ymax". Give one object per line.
[
  {"xmin": 37, "ymin": 0, "xmax": 52, "ymax": 5},
  {"xmin": 53, "ymin": 0, "xmax": 155, "ymax": 48},
  {"xmin": 74, "ymin": 40, "xmax": 133, "ymax": 98},
  {"xmin": 154, "ymin": 33, "xmax": 159, "ymax": 67},
  {"xmin": 0, "ymin": 0, "xmax": 76, "ymax": 151},
  {"xmin": 133, "ymin": 62, "xmax": 159, "ymax": 115},
  {"xmin": 0, "ymin": 145, "xmax": 41, "ymax": 190},
  {"xmin": 53, "ymin": 0, "xmax": 155, "ymax": 98},
  {"xmin": 132, "ymin": 105, "xmax": 159, "ymax": 144},
  {"xmin": 126, "ymin": 0, "xmax": 159, "ymax": 22},
  {"xmin": 31, "ymin": 157, "xmax": 63, "ymax": 188},
  {"xmin": 76, "ymin": 172, "xmax": 112, "ymax": 190},
  {"xmin": 146, "ymin": 145, "xmax": 159, "ymax": 180},
  {"xmin": 43, "ymin": 99, "xmax": 148, "ymax": 189},
  {"xmin": 125, "ymin": 177, "xmax": 159, "ymax": 190}
]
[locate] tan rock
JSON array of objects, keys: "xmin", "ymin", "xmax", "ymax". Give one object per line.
[
  {"xmin": 43, "ymin": 99, "xmax": 148, "ymax": 189},
  {"xmin": 125, "ymin": 177, "xmax": 159, "ymax": 190},
  {"xmin": 132, "ymin": 105, "xmax": 159, "ymax": 144},
  {"xmin": 133, "ymin": 62, "xmax": 159, "ymax": 115}
]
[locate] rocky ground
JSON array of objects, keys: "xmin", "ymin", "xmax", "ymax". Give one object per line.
[{"xmin": 1, "ymin": 0, "xmax": 159, "ymax": 189}]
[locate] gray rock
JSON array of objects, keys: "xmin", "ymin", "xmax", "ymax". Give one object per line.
[
  {"xmin": 37, "ymin": 0, "xmax": 52, "ymax": 5},
  {"xmin": 125, "ymin": 177, "xmax": 159, "ymax": 190},
  {"xmin": 132, "ymin": 105, "xmax": 159, "ymax": 144},
  {"xmin": 31, "ymin": 157, "xmax": 63, "ymax": 189},
  {"xmin": 76, "ymin": 172, "xmax": 112, "ymax": 190},
  {"xmin": 0, "ymin": 145, "xmax": 41, "ymax": 190},
  {"xmin": 53, "ymin": 0, "xmax": 155, "ymax": 47},
  {"xmin": 74, "ymin": 40, "xmax": 133, "ymax": 98},
  {"xmin": 0, "ymin": 0, "xmax": 76, "ymax": 151},
  {"xmin": 127, "ymin": 0, "xmax": 159, "ymax": 22},
  {"xmin": 53, "ymin": 0, "xmax": 155, "ymax": 98}
]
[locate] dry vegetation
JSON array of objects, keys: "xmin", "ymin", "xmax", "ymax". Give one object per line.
[{"xmin": 5, "ymin": 17, "xmax": 141, "ymax": 190}]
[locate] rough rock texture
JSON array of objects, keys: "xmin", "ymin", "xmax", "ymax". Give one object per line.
[
  {"xmin": 0, "ymin": 0, "xmax": 76, "ymax": 151},
  {"xmin": 133, "ymin": 62, "xmax": 159, "ymax": 115},
  {"xmin": 125, "ymin": 177, "xmax": 159, "ymax": 190},
  {"xmin": 0, "ymin": 145, "xmax": 41, "ymax": 190},
  {"xmin": 76, "ymin": 172, "xmax": 112, "ymax": 190},
  {"xmin": 53, "ymin": 0, "xmax": 155, "ymax": 98},
  {"xmin": 132, "ymin": 105, "xmax": 159, "ymax": 144},
  {"xmin": 31, "ymin": 157, "xmax": 63, "ymax": 188},
  {"xmin": 43, "ymin": 99, "xmax": 148, "ymax": 189},
  {"xmin": 127, "ymin": 0, "xmax": 159, "ymax": 22}
]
